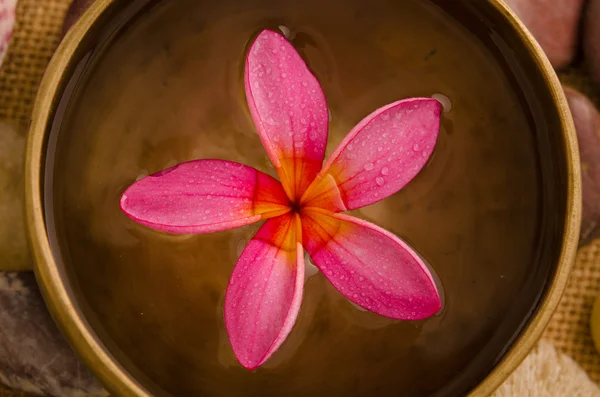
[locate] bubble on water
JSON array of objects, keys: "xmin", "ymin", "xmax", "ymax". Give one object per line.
[
  {"xmin": 432, "ymin": 93, "xmax": 452, "ymax": 112},
  {"xmin": 278, "ymin": 25, "xmax": 294, "ymax": 39},
  {"xmin": 376, "ymin": 177, "xmax": 385, "ymax": 186},
  {"xmin": 304, "ymin": 253, "xmax": 319, "ymax": 282},
  {"xmin": 135, "ymin": 171, "xmax": 148, "ymax": 181},
  {"xmin": 236, "ymin": 239, "xmax": 246, "ymax": 258},
  {"xmin": 350, "ymin": 300, "xmax": 368, "ymax": 312}
]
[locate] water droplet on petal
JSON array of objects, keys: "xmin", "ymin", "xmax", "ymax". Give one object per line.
[
  {"xmin": 376, "ymin": 177, "xmax": 385, "ymax": 186},
  {"xmin": 413, "ymin": 143, "xmax": 420, "ymax": 151},
  {"xmin": 347, "ymin": 143, "xmax": 354, "ymax": 151},
  {"xmin": 281, "ymin": 72, "xmax": 287, "ymax": 78},
  {"xmin": 381, "ymin": 167, "xmax": 389, "ymax": 175},
  {"xmin": 422, "ymin": 150, "xmax": 428, "ymax": 157},
  {"xmin": 364, "ymin": 163, "xmax": 374, "ymax": 171}
]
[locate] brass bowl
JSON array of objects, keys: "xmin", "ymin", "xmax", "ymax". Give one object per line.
[{"xmin": 24, "ymin": 0, "xmax": 581, "ymax": 395}]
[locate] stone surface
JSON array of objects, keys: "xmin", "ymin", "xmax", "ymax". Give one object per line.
[
  {"xmin": 563, "ymin": 86, "xmax": 600, "ymax": 245},
  {"xmin": 585, "ymin": 0, "xmax": 600, "ymax": 84},
  {"xmin": 0, "ymin": 272, "xmax": 107, "ymax": 396},
  {"xmin": 504, "ymin": 0, "xmax": 584, "ymax": 70}
]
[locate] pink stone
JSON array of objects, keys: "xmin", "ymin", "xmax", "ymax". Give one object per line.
[
  {"xmin": 585, "ymin": 0, "xmax": 600, "ymax": 84},
  {"xmin": 0, "ymin": 0, "xmax": 16, "ymax": 67},
  {"xmin": 564, "ymin": 86, "xmax": 600, "ymax": 245},
  {"xmin": 504, "ymin": 0, "xmax": 584, "ymax": 69}
]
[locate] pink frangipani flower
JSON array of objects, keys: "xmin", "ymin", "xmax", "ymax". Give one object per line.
[{"xmin": 121, "ymin": 29, "xmax": 442, "ymax": 370}]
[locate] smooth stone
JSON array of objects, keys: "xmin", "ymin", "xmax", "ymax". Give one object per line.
[
  {"xmin": 0, "ymin": 272, "xmax": 107, "ymax": 396},
  {"xmin": 504, "ymin": 0, "xmax": 584, "ymax": 70},
  {"xmin": 563, "ymin": 86, "xmax": 600, "ymax": 245},
  {"xmin": 585, "ymin": 0, "xmax": 600, "ymax": 84}
]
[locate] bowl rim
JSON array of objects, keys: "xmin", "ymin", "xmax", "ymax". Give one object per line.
[{"xmin": 24, "ymin": 0, "xmax": 582, "ymax": 395}]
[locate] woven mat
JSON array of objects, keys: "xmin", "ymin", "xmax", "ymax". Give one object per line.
[{"xmin": 1, "ymin": 0, "xmax": 600, "ymax": 396}]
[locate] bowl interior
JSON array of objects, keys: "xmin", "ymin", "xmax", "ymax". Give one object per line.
[{"xmin": 42, "ymin": 0, "xmax": 567, "ymax": 395}]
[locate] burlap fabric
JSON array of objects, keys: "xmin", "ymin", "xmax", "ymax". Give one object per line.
[{"xmin": 1, "ymin": 0, "xmax": 599, "ymax": 396}]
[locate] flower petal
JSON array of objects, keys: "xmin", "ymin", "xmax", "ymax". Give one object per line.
[
  {"xmin": 245, "ymin": 29, "xmax": 329, "ymax": 200},
  {"xmin": 301, "ymin": 210, "xmax": 441, "ymax": 320},
  {"xmin": 120, "ymin": 160, "xmax": 290, "ymax": 234},
  {"xmin": 225, "ymin": 213, "xmax": 304, "ymax": 369},
  {"xmin": 301, "ymin": 98, "xmax": 441, "ymax": 212}
]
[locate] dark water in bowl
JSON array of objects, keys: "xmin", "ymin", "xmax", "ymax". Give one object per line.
[{"xmin": 44, "ymin": 0, "xmax": 562, "ymax": 395}]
